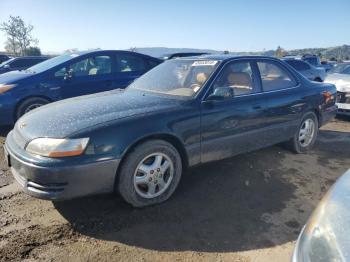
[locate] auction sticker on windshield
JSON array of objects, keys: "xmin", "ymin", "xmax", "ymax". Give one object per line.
[{"xmin": 192, "ymin": 60, "xmax": 218, "ymax": 66}]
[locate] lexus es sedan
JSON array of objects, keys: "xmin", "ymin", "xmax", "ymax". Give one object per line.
[
  {"xmin": 0, "ymin": 50, "xmax": 162, "ymax": 125},
  {"xmin": 4, "ymin": 55, "xmax": 337, "ymax": 207}
]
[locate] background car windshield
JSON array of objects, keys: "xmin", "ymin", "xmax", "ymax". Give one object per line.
[
  {"xmin": 129, "ymin": 59, "xmax": 219, "ymax": 97},
  {"xmin": 26, "ymin": 54, "xmax": 77, "ymax": 73},
  {"xmin": 304, "ymin": 57, "xmax": 319, "ymax": 66},
  {"xmin": 329, "ymin": 63, "xmax": 350, "ymax": 74},
  {"xmin": 0, "ymin": 58, "xmax": 15, "ymax": 67}
]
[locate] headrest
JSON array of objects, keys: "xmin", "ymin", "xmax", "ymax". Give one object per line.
[
  {"xmin": 196, "ymin": 72, "xmax": 208, "ymax": 85},
  {"xmin": 227, "ymin": 72, "xmax": 251, "ymax": 87}
]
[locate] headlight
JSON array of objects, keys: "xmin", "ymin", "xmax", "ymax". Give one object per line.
[
  {"xmin": 26, "ymin": 137, "xmax": 89, "ymax": 157},
  {"xmin": 0, "ymin": 83, "xmax": 16, "ymax": 94}
]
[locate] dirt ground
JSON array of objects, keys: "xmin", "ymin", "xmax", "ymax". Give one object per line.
[{"xmin": 0, "ymin": 117, "xmax": 349, "ymax": 262}]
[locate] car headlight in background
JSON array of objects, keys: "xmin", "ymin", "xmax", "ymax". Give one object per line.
[
  {"xmin": 0, "ymin": 83, "xmax": 17, "ymax": 94},
  {"xmin": 26, "ymin": 137, "xmax": 89, "ymax": 157}
]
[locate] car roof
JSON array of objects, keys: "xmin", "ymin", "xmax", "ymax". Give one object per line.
[
  {"xmin": 70, "ymin": 49, "xmax": 159, "ymax": 59},
  {"xmin": 176, "ymin": 54, "xmax": 283, "ymax": 63},
  {"xmin": 282, "ymin": 58, "xmax": 306, "ymax": 62},
  {"xmin": 11, "ymin": 56, "xmax": 49, "ymax": 60}
]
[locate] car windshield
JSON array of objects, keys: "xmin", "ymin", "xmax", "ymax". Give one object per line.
[
  {"xmin": 329, "ymin": 63, "xmax": 350, "ymax": 74},
  {"xmin": 304, "ymin": 57, "xmax": 318, "ymax": 66},
  {"xmin": 129, "ymin": 59, "xmax": 219, "ymax": 97},
  {"xmin": 0, "ymin": 58, "xmax": 15, "ymax": 67},
  {"xmin": 25, "ymin": 53, "xmax": 80, "ymax": 73}
]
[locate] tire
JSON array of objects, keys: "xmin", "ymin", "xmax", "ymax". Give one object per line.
[
  {"xmin": 118, "ymin": 139, "xmax": 182, "ymax": 207},
  {"xmin": 16, "ymin": 97, "xmax": 50, "ymax": 120},
  {"xmin": 314, "ymin": 77, "xmax": 322, "ymax": 82},
  {"xmin": 287, "ymin": 112, "xmax": 319, "ymax": 153}
]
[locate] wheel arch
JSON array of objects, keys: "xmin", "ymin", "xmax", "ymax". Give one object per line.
[
  {"xmin": 115, "ymin": 133, "xmax": 189, "ymax": 188},
  {"xmin": 14, "ymin": 95, "xmax": 52, "ymax": 119},
  {"xmin": 303, "ymin": 107, "xmax": 321, "ymax": 128}
]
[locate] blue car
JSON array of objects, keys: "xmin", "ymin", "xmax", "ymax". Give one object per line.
[
  {"xmin": 4, "ymin": 55, "xmax": 337, "ymax": 207},
  {"xmin": 0, "ymin": 56, "xmax": 49, "ymax": 75},
  {"xmin": 0, "ymin": 50, "xmax": 162, "ymax": 125}
]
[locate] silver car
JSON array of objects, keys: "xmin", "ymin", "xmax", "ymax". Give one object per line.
[
  {"xmin": 324, "ymin": 63, "xmax": 350, "ymax": 116},
  {"xmin": 292, "ymin": 169, "xmax": 350, "ymax": 262},
  {"xmin": 283, "ymin": 58, "xmax": 327, "ymax": 82}
]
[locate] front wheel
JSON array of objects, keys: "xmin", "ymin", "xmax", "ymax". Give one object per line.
[
  {"xmin": 16, "ymin": 97, "xmax": 50, "ymax": 120},
  {"xmin": 288, "ymin": 112, "xmax": 319, "ymax": 153},
  {"xmin": 118, "ymin": 139, "xmax": 182, "ymax": 207}
]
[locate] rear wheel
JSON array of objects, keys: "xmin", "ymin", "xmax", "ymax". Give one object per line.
[
  {"xmin": 118, "ymin": 139, "xmax": 182, "ymax": 207},
  {"xmin": 16, "ymin": 97, "xmax": 50, "ymax": 120},
  {"xmin": 288, "ymin": 112, "xmax": 318, "ymax": 153}
]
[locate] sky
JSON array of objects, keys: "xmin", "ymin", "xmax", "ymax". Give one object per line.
[{"xmin": 0, "ymin": 0, "xmax": 349, "ymax": 54}]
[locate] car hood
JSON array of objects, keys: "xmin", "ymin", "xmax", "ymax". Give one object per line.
[
  {"xmin": 324, "ymin": 73, "xmax": 350, "ymax": 93},
  {"xmin": 0, "ymin": 70, "xmax": 34, "ymax": 84},
  {"xmin": 15, "ymin": 89, "xmax": 183, "ymax": 141}
]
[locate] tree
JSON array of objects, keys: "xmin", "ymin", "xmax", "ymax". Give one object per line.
[
  {"xmin": 275, "ymin": 46, "xmax": 287, "ymax": 57},
  {"xmin": 24, "ymin": 46, "xmax": 41, "ymax": 56},
  {"xmin": 63, "ymin": 48, "xmax": 79, "ymax": 54},
  {"xmin": 129, "ymin": 47, "xmax": 137, "ymax": 52},
  {"xmin": 0, "ymin": 16, "xmax": 38, "ymax": 56}
]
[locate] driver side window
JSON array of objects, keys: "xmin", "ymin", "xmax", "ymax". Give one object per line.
[
  {"xmin": 211, "ymin": 61, "xmax": 255, "ymax": 97},
  {"xmin": 54, "ymin": 67, "xmax": 66, "ymax": 77},
  {"xmin": 54, "ymin": 55, "xmax": 112, "ymax": 78}
]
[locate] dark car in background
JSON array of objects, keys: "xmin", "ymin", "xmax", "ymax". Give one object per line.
[
  {"xmin": 302, "ymin": 54, "xmax": 322, "ymax": 67},
  {"xmin": 283, "ymin": 58, "xmax": 326, "ymax": 82},
  {"xmin": 0, "ymin": 54, "xmax": 10, "ymax": 64},
  {"xmin": 161, "ymin": 52, "xmax": 209, "ymax": 60},
  {"xmin": 0, "ymin": 56, "xmax": 49, "ymax": 74},
  {"xmin": 321, "ymin": 60, "xmax": 335, "ymax": 72},
  {"xmin": 4, "ymin": 55, "xmax": 337, "ymax": 207},
  {"xmin": 0, "ymin": 50, "xmax": 162, "ymax": 125}
]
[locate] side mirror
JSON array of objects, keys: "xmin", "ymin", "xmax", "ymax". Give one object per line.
[
  {"xmin": 207, "ymin": 86, "xmax": 234, "ymax": 101},
  {"xmin": 3, "ymin": 64, "xmax": 10, "ymax": 69},
  {"xmin": 64, "ymin": 69, "xmax": 73, "ymax": 80}
]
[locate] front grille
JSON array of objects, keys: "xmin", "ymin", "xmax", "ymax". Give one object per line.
[{"xmin": 337, "ymin": 92, "xmax": 350, "ymax": 104}]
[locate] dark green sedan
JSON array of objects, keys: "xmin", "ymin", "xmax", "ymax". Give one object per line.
[{"xmin": 4, "ymin": 55, "xmax": 337, "ymax": 207}]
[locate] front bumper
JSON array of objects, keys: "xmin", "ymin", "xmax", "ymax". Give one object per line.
[
  {"xmin": 336, "ymin": 103, "xmax": 350, "ymax": 116},
  {"xmin": 4, "ymin": 132, "xmax": 120, "ymax": 200},
  {"xmin": 320, "ymin": 104, "xmax": 337, "ymax": 126},
  {"xmin": 336, "ymin": 92, "xmax": 350, "ymax": 116}
]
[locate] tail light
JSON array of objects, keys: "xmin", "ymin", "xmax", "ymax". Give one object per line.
[{"xmin": 322, "ymin": 91, "xmax": 334, "ymax": 103}]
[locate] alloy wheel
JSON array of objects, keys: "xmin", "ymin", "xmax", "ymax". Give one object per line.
[{"xmin": 133, "ymin": 152, "xmax": 174, "ymax": 199}]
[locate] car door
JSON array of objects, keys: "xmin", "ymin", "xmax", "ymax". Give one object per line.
[
  {"xmin": 256, "ymin": 59, "xmax": 304, "ymax": 142},
  {"xmin": 54, "ymin": 53, "xmax": 115, "ymax": 98},
  {"xmin": 200, "ymin": 59, "xmax": 271, "ymax": 163},
  {"xmin": 114, "ymin": 53, "xmax": 150, "ymax": 88}
]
